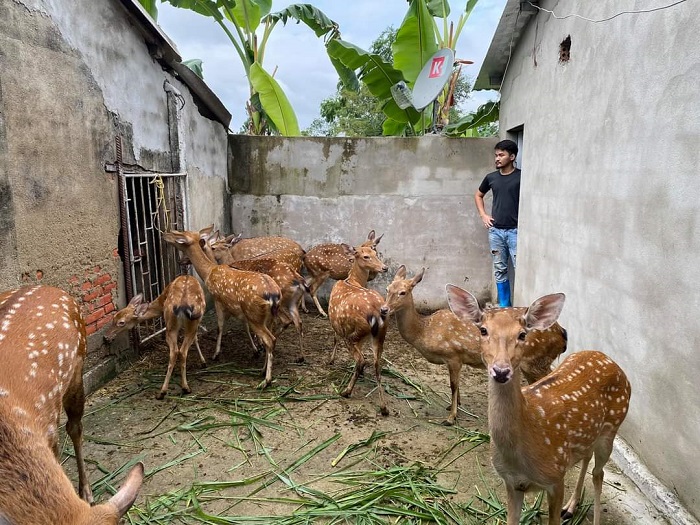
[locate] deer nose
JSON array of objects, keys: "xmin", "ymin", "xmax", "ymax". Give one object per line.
[
  {"xmin": 380, "ymin": 265, "xmax": 388, "ymax": 273},
  {"xmin": 491, "ymin": 366, "xmax": 512, "ymax": 383},
  {"xmin": 380, "ymin": 305, "xmax": 390, "ymax": 316}
]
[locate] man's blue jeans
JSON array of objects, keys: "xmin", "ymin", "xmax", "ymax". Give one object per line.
[{"xmin": 488, "ymin": 227, "xmax": 517, "ymax": 283}]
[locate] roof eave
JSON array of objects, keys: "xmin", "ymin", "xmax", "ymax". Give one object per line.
[{"xmin": 474, "ymin": 0, "xmax": 539, "ymax": 91}]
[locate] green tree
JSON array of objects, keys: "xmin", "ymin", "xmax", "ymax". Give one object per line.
[
  {"xmin": 151, "ymin": 1, "xmax": 350, "ymax": 136},
  {"xmin": 307, "ymin": 26, "xmax": 474, "ymax": 137},
  {"xmin": 326, "ymin": 0, "xmax": 498, "ymax": 136}
]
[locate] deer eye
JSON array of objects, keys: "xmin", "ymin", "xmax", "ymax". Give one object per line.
[
  {"xmin": 399, "ymin": 291, "xmax": 406, "ymax": 296},
  {"xmin": 117, "ymin": 320, "xmax": 125, "ymax": 327},
  {"xmin": 518, "ymin": 331, "xmax": 527, "ymax": 341},
  {"xmin": 479, "ymin": 326, "xmax": 488, "ymax": 336}
]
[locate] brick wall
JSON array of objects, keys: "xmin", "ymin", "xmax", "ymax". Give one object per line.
[{"xmin": 68, "ymin": 266, "xmax": 118, "ymax": 336}]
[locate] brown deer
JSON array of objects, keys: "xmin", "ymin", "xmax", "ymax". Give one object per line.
[
  {"xmin": 303, "ymin": 229, "xmax": 383, "ymax": 316},
  {"xmin": 381, "ymin": 266, "xmax": 568, "ymax": 425},
  {"xmin": 104, "ymin": 275, "xmax": 207, "ymax": 399},
  {"xmin": 0, "ymin": 285, "xmax": 143, "ymax": 523},
  {"xmin": 204, "ymin": 240, "xmax": 308, "ymax": 363},
  {"xmin": 215, "ymin": 233, "xmax": 305, "ymax": 272},
  {"xmin": 328, "ymin": 243, "xmax": 389, "ymax": 415},
  {"xmin": 446, "ymin": 285, "xmax": 631, "ymax": 525},
  {"xmin": 163, "ymin": 226, "xmax": 282, "ymax": 387}
]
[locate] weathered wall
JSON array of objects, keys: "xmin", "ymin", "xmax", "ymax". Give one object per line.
[
  {"xmin": 0, "ymin": 0, "xmax": 228, "ymax": 390},
  {"xmin": 228, "ymin": 135, "xmax": 499, "ymax": 310},
  {"xmin": 496, "ymin": 0, "xmax": 700, "ymax": 519}
]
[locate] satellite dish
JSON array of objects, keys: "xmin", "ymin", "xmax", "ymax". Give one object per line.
[{"xmin": 411, "ymin": 48, "xmax": 455, "ymax": 110}]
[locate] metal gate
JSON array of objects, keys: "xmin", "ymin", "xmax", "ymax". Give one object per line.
[{"xmin": 118, "ymin": 167, "xmax": 188, "ymax": 344}]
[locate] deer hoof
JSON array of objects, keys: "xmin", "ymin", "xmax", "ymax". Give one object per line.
[
  {"xmin": 182, "ymin": 387, "xmax": 192, "ymax": 395},
  {"xmin": 295, "ymin": 356, "xmax": 305, "ymax": 364},
  {"xmin": 561, "ymin": 509, "xmax": 574, "ymax": 520},
  {"xmin": 156, "ymin": 391, "xmax": 166, "ymax": 400},
  {"xmin": 441, "ymin": 418, "xmax": 455, "ymax": 427},
  {"xmin": 379, "ymin": 406, "xmax": 389, "ymax": 417},
  {"xmin": 200, "ymin": 361, "xmax": 208, "ymax": 369},
  {"xmin": 340, "ymin": 389, "xmax": 352, "ymax": 398}
]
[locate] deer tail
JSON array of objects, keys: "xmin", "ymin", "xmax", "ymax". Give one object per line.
[
  {"xmin": 367, "ymin": 309, "xmax": 387, "ymax": 337},
  {"xmin": 264, "ymin": 292, "xmax": 281, "ymax": 317},
  {"xmin": 173, "ymin": 305, "xmax": 202, "ymax": 321}
]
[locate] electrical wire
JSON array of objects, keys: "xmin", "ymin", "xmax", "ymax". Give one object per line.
[{"xmin": 528, "ymin": 0, "xmax": 688, "ymax": 23}]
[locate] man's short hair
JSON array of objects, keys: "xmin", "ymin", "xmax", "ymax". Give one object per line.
[{"xmin": 495, "ymin": 139, "xmax": 518, "ymax": 157}]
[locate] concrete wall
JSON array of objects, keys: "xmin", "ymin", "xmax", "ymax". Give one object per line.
[
  {"xmin": 0, "ymin": 0, "xmax": 229, "ymax": 390},
  {"xmin": 228, "ymin": 135, "xmax": 499, "ymax": 310},
  {"xmin": 496, "ymin": 0, "xmax": 699, "ymax": 519}
]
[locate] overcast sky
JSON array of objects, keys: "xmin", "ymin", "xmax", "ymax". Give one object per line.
[{"xmin": 156, "ymin": 0, "xmax": 507, "ymax": 132}]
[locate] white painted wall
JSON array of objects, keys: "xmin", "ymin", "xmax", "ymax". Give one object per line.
[{"xmin": 496, "ymin": 0, "xmax": 700, "ymax": 518}]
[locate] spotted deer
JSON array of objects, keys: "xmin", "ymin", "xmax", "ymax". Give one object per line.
[
  {"xmin": 303, "ymin": 229, "xmax": 383, "ymax": 317},
  {"xmin": 215, "ymin": 233, "xmax": 305, "ymax": 272},
  {"xmin": 328, "ymin": 243, "xmax": 389, "ymax": 415},
  {"xmin": 0, "ymin": 285, "xmax": 143, "ymax": 523},
  {"xmin": 381, "ymin": 266, "xmax": 568, "ymax": 425},
  {"xmin": 204, "ymin": 239, "xmax": 308, "ymax": 363},
  {"xmin": 446, "ymin": 285, "xmax": 631, "ymax": 525},
  {"xmin": 163, "ymin": 226, "xmax": 282, "ymax": 387},
  {"xmin": 104, "ymin": 275, "xmax": 207, "ymax": 399}
]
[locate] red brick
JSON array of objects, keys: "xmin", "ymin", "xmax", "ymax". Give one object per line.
[
  {"xmin": 94, "ymin": 274, "xmax": 112, "ymax": 286},
  {"xmin": 104, "ymin": 302, "xmax": 115, "ymax": 315},
  {"xmin": 93, "ymin": 266, "xmax": 102, "ymax": 274},
  {"xmin": 85, "ymin": 323, "xmax": 98, "ymax": 336},
  {"xmin": 82, "ymin": 288, "xmax": 102, "ymax": 302},
  {"xmin": 112, "ymin": 248, "xmax": 120, "ymax": 258},
  {"xmin": 84, "ymin": 308, "xmax": 105, "ymax": 325},
  {"xmin": 81, "ymin": 281, "xmax": 93, "ymax": 292},
  {"xmin": 96, "ymin": 315, "xmax": 113, "ymax": 329},
  {"xmin": 103, "ymin": 282, "xmax": 117, "ymax": 293},
  {"xmin": 96, "ymin": 294, "xmax": 113, "ymax": 308},
  {"xmin": 69, "ymin": 275, "xmax": 80, "ymax": 285}
]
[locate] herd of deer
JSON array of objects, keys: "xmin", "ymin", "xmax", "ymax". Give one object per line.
[{"xmin": 0, "ymin": 225, "xmax": 631, "ymax": 525}]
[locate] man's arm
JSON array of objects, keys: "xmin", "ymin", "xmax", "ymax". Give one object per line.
[{"xmin": 474, "ymin": 189, "xmax": 493, "ymax": 228}]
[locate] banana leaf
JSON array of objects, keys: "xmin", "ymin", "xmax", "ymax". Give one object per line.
[
  {"xmin": 265, "ymin": 4, "xmax": 339, "ymax": 38},
  {"xmin": 183, "ymin": 59, "xmax": 204, "ymax": 79},
  {"xmin": 393, "ymin": 0, "xmax": 439, "ymax": 85},
  {"xmin": 443, "ymin": 100, "xmax": 499, "ymax": 137},
  {"xmin": 162, "ymin": 0, "xmax": 223, "ymax": 21},
  {"xmin": 426, "ymin": 0, "xmax": 450, "ymax": 18},
  {"xmin": 249, "ymin": 63, "xmax": 300, "ymax": 136},
  {"xmin": 137, "ymin": 0, "xmax": 158, "ymax": 20}
]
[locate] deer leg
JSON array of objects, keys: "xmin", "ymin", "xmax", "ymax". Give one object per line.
[
  {"xmin": 444, "ymin": 361, "xmax": 462, "ymax": 426},
  {"xmin": 213, "ymin": 301, "xmax": 226, "ymax": 360},
  {"xmin": 341, "ymin": 341, "xmax": 365, "ymax": 398},
  {"xmin": 591, "ymin": 437, "xmax": 615, "ymax": 525},
  {"xmin": 63, "ymin": 376, "xmax": 93, "ymax": 504},
  {"xmin": 547, "ymin": 481, "xmax": 566, "ymax": 525},
  {"xmin": 562, "ymin": 454, "xmax": 592, "ymax": 520},
  {"xmin": 158, "ymin": 328, "xmax": 179, "ymax": 400},
  {"xmin": 285, "ymin": 292, "xmax": 305, "ymax": 363},
  {"xmin": 179, "ymin": 327, "xmax": 198, "ymax": 395},
  {"xmin": 371, "ymin": 331, "xmax": 389, "ymax": 417},
  {"xmin": 193, "ymin": 334, "xmax": 207, "ymax": 368},
  {"xmin": 505, "ymin": 484, "xmax": 525, "ymax": 525},
  {"xmin": 251, "ymin": 326, "xmax": 276, "ymax": 388}
]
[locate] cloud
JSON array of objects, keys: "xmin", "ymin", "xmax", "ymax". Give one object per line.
[{"xmin": 157, "ymin": 0, "xmax": 506, "ymax": 131}]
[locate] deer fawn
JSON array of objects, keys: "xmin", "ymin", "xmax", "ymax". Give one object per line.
[
  {"xmin": 105, "ymin": 275, "xmax": 207, "ymax": 399},
  {"xmin": 204, "ymin": 239, "xmax": 308, "ymax": 363},
  {"xmin": 446, "ymin": 285, "xmax": 631, "ymax": 525},
  {"xmin": 163, "ymin": 226, "xmax": 282, "ymax": 388},
  {"xmin": 0, "ymin": 285, "xmax": 143, "ymax": 523},
  {"xmin": 381, "ymin": 266, "xmax": 568, "ymax": 425},
  {"xmin": 328, "ymin": 243, "xmax": 389, "ymax": 415},
  {"xmin": 303, "ymin": 229, "xmax": 383, "ymax": 317}
]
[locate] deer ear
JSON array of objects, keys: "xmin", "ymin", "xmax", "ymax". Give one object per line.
[
  {"xmin": 412, "ymin": 268, "xmax": 425, "ymax": 285},
  {"xmin": 228, "ymin": 233, "xmax": 242, "ymax": 247},
  {"xmin": 524, "ymin": 293, "xmax": 565, "ymax": 331},
  {"xmin": 134, "ymin": 303, "xmax": 149, "ymax": 318},
  {"xmin": 394, "ymin": 265, "xmax": 407, "ymax": 281},
  {"xmin": 128, "ymin": 294, "xmax": 144, "ymax": 307},
  {"xmin": 366, "ymin": 230, "xmax": 376, "ymax": 241},
  {"xmin": 107, "ymin": 462, "xmax": 144, "ymax": 518},
  {"xmin": 199, "ymin": 224, "xmax": 215, "ymax": 237},
  {"xmin": 373, "ymin": 233, "xmax": 384, "ymax": 246},
  {"xmin": 446, "ymin": 284, "xmax": 483, "ymax": 324},
  {"xmin": 341, "ymin": 243, "xmax": 355, "ymax": 256}
]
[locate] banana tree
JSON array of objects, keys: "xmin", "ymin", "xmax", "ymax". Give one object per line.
[
  {"xmin": 162, "ymin": 0, "xmax": 345, "ymax": 136},
  {"xmin": 327, "ymin": 0, "xmax": 480, "ymax": 136}
]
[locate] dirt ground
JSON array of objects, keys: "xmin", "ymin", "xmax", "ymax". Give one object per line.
[{"xmin": 62, "ymin": 310, "xmax": 670, "ymax": 524}]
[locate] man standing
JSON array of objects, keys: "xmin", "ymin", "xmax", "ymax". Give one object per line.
[{"xmin": 474, "ymin": 140, "xmax": 521, "ymax": 307}]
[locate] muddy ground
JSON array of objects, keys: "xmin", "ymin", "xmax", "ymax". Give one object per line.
[{"xmin": 63, "ymin": 310, "xmax": 668, "ymax": 524}]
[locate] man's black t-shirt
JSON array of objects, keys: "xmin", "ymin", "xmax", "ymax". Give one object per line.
[{"xmin": 478, "ymin": 168, "xmax": 521, "ymax": 229}]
